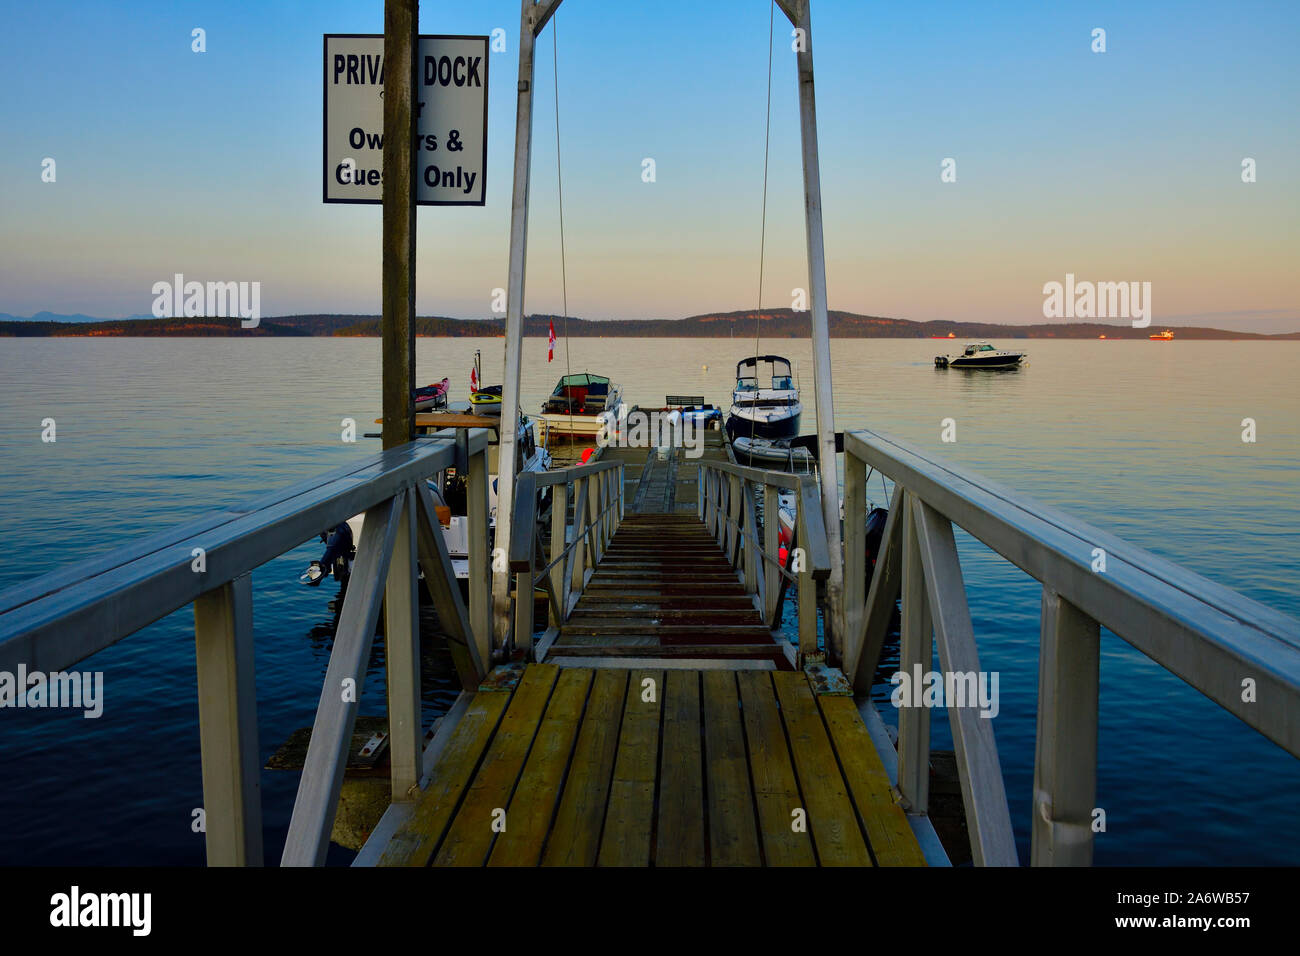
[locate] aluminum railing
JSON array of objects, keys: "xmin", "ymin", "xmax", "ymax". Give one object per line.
[
  {"xmin": 508, "ymin": 458, "xmax": 626, "ymax": 660},
  {"xmin": 0, "ymin": 430, "xmax": 494, "ymax": 867},
  {"xmin": 696, "ymin": 459, "xmax": 831, "ymax": 660},
  {"xmin": 840, "ymin": 427, "xmax": 1300, "ymax": 866}
]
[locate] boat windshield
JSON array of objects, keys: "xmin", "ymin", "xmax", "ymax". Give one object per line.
[
  {"xmin": 552, "ymin": 373, "xmax": 609, "ymax": 395},
  {"xmin": 735, "ymin": 355, "xmax": 794, "ymax": 390}
]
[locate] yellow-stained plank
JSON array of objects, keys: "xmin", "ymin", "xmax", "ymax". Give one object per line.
[
  {"xmin": 702, "ymin": 671, "xmax": 761, "ymax": 866},
  {"xmin": 772, "ymin": 670, "xmax": 873, "ymax": 866},
  {"xmin": 377, "ymin": 689, "xmax": 511, "ymax": 866},
  {"xmin": 735, "ymin": 671, "xmax": 816, "ymax": 866},
  {"xmin": 656, "ymin": 671, "xmax": 705, "ymax": 866},
  {"xmin": 597, "ymin": 669, "xmax": 664, "ymax": 867},
  {"xmin": 487, "ymin": 668, "xmax": 594, "ymax": 866},
  {"xmin": 542, "ymin": 669, "xmax": 628, "ymax": 866},
  {"xmin": 433, "ymin": 664, "xmax": 561, "ymax": 866},
  {"xmin": 819, "ymin": 695, "xmax": 927, "ymax": 866}
]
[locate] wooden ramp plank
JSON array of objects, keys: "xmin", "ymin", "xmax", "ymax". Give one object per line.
[
  {"xmin": 736, "ymin": 671, "xmax": 816, "ymax": 866},
  {"xmin": 433, "ymin": 664, "xmax": 561, "ymax": 866},
  {"xmin": 656, "ymin": 670, "xmax": 705, "ymax": 866},
  {"xmin": 819, "ymin": 695, "xmax": 928, "ymax": 867},
  {"xmin": 597, "ymin": 669, "xmax": 664, "ymax": 867},
  {"xmin": 542, "ymin": 669, "xmax": 628, "ymax": 866},
  {"xmin": 702, "ymin": 671, "xmax": 762, "ymax": 866},
  {"xmin": 377, "ymin": 689, "xmax": 511, "ymax": 866},
  {"xmin": 772, "ymin": 670, "xmax": 874, "ymax": 867},
  {"xmin": 488, "ymin": 668, "xmax": 594, "ymax": 867}
]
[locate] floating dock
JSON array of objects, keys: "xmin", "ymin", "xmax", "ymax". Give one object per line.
[{"xmin": 375, "ymin": 663, "xmax": 924, "ymax": 867}]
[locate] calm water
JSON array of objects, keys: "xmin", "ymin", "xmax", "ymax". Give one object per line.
[{"xmin": 0, "ymin": 337, "xmax": 1296, "ymax": 865}]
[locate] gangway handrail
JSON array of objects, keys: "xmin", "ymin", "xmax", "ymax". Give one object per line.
[
  {"xmin": 508, "ymin": 457, "xmax": 626, "ymax": 659},
  {"xmin": 696, "ymin": 459, "xmax": 830, "ymax": 658},
  {"xmin": 840, "ymin": 426, "xmax": 1300, "ymax": 867},
  {"xmin": 0, "ymin": 431, "xmax": 495, "ymax": 867}
]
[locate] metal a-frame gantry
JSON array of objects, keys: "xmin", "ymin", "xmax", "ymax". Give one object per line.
[{"xmin": 492, "ymin": 0, "xmax": 846, "ymax": 662}]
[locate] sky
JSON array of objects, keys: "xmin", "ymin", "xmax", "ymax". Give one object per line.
[{"xmin": 1, "ymin": 0, "xmax": 1297, "ymax": 330}]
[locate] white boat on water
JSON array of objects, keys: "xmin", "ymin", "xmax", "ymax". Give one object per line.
[
  {"xmin": 538, "ymin": 372, "xmax": 624, "ymax": 437},
  {"xmin": 732, "ymin": 435, "xmax": 816, "ymax": 470},
  {"xmin": 726, "ymin": 355, "xmax": 802, "ymax": 441},
  {"xmin": 934, "ymin": 342, "xmax": 1026, "ymax": 369}
]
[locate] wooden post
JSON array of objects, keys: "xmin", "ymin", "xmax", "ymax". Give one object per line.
[
  {"xmin": 743, "ymin": 483, "xmax": 759, "ymax": 595},
  {"xmin": 550, "ymin": 483, "xmax": 569, "ymax": 628},
  {"xmin": 727, "ymin": 475, "xmax": 742, "ymax": 566},
  {"xmin": 896, "ymin": 493, "xmax": 932, "ymax": 814},
  {"xmin": 764, "ymin": 483, "xmax": 781, "ymax": 626},
  {"xmin": 912, "ymin": 497, "xmax": 1019, "ymax": 867},
  {"xmin": 283, "ymin": 497, "xmax": 403, "ymax": 866},
  {"xmin": 381, "ymin": 0, "xmax": 418, "ymax": 450},
  {"xmin": 842, "ymin": 452, "xmax": 867, "ymax": 667},
  {"xmin": 570, "ymin": 476, "xmax": 589, "ymax": 602},
  {"xmin": 850, "ymin": 484, "xmax": 903, "ymax": 696},
  {"xmin": 383, "ymin": 488, "xmax": 421, "ymax": 801},
  {"xmin": 585, "ymin": 474, "xmax": 602, "ymax": 567},
  {"xmin": 796, "ymin": 507, "xmax": 818, "ymax": 658},
  {"xmin": 467, "ymin": 436, "xmax": 492, "ymax": 665},
  {"xmin": 193, "ymin": 574, "xmax": 262, "ymax": 866},
  {"xmin": 515, "ymin": 562, "xmax": 535, "ymax": 659},
  {"xmin": 1032, "ymin": 586, "xmax": 1100, "ymax": 866}
]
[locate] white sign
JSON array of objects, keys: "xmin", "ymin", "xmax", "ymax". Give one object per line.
[{"xmin": 323, "ymin": 34, "xmax": 488, "ymax": 205}]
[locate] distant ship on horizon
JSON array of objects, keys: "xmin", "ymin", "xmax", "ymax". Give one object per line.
[{"xmin": 1150, "ymin": 329, "xmax": 1175, "ymax": 341}]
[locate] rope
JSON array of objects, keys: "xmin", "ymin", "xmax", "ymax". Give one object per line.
[
  {"xmin": 553, "ymin": 17, "xmax": 572, "ymax": 397},
  {"xmin": 749, "ymin": 1, "xmax": 776, "ymax": 444}
]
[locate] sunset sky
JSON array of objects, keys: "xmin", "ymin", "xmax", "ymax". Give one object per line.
[{"xmin": 2, "ymin": 0, "xmax": 1297, "ymax": 331}]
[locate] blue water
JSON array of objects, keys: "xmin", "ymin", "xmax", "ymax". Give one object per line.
[{"xmin": 0, "ymin": 337, "xmax": 1296, "ymax": 865}]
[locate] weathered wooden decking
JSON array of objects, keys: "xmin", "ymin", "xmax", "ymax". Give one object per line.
[
  {"xmin": 376, "ymin": 663, "xmax": 925, "ymax": 866},
  {"xmin": 546, "ymin": 514, "xmax": 787, "ymax": 666},
  {"xmin": 367, "ymin": 433, "xmax": 925, "ymax": 867}
]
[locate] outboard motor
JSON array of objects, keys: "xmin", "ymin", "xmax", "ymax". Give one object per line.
[{"xmin": 301, "ymin": 522, "xmax": 355, "ymax": 586}]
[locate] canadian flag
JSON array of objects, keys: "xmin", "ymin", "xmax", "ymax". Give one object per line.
[
  {"xmin": 469, "ymin": 365, "xmax": 478, "ymax": 391},
  {"xmin": 548, "ymin": 318, "xmax": 556, "ymax": 362}
]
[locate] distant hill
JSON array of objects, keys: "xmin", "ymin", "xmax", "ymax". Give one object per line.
[
  {"xmin": 0, "ymin": 317, "xmax": 307, "ymax": 337},
  {"xmin": 1, "ymin": 309, "xmax": 1297, "ymax": 339}
]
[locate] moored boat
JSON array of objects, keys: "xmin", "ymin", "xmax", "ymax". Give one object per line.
[
  {"xmin": 935, "ymin": 342, "xmax": 1026, "ymax": 369},
  {"xmin": 732, "ymin": 435, "xmax": 815, "ymax": 470},
  {"xmin": 539, "ymin": 372, "xmax": 623, "ymax": 437},
  {"xmin": 468, "ymin": 350, "xmax": 503, "ymax": 416},
  {"xmin": 413, "ymin": 377, "xmax": 449, "ymax": 412},
  {"xmin": 726, "ymin": 355, "xmax": 802, "ymax": 442}
]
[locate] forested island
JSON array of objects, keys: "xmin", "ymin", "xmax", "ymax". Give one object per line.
[{"xmin": 2, "ymin": 309, "xmax": 1296, "ymax": 339}]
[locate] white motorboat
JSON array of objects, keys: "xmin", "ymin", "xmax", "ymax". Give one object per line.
[
  {"xmin": 726, "ymin": 355, "xmax": 802, "ymax": 441},
  {"xmin": 538, "ymin": 372, "xmax": 624, "ymax": 437}
]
